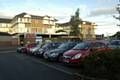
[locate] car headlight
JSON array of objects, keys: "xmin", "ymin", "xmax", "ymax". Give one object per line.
[
  {"xmin": 32, "ymin": 49, "xmax": 36, "ymax": 52},
  {"xmin": 38, "ymin": 49, "xmax": 44, "ymax": 54},
  {"xmin": 29, "ymin": 49, "xmax": 32, "ymax": 52},
  {"xmin": 39, "ymin": 49, "xmax": 43, "ymax": 52},
  {"xmin": 72, "ymin": 54, "xmax": 82, "ymax": 59},
  {"xmin": 30, "ymin": 48, "xmax": 36, "ymax": 52},
  {"xmin": 50, "ymin": 53, "xmax": 58, "ymax": 57}
]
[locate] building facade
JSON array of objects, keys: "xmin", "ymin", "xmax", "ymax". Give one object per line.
[
  {"xmin": 0, "ymin": 18, "xmax": 12, "ymax": 33},
  {"xmin": 11, "ymin": 12, "xmax": 57, "ymax": 34},
  {"xmin": 80, "ymin": 21, "xmax": 96, "ymax": 40},
  {"xmin": 57, "ymin": 21, "xmax": 96, "ymax": 40},
  {"xmin": 56, "ymin": 22, "xmax": 70, "ymax": 34},
  {"xmin": 0, "ymin": 12, "xmax": 96, "ymax": 40}
]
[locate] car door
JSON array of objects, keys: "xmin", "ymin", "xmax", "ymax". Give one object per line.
[{"xmin": 91, "ymin": 42, "xmax": 107, "ymax": 53}]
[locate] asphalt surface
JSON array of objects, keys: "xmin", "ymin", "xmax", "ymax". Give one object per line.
[{"xmin": 0, "ymin": 49, "xmax": 81, "ymax": 80}]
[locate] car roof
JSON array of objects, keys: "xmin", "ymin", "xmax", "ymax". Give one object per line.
[{"xmin": 83, "ymin": 40, "xmax": 109, "ymax": 45}]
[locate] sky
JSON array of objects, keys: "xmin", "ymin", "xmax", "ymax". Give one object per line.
[{"xmin": 0, "ymin": 0, "xmax": 119, "ymax": 36}]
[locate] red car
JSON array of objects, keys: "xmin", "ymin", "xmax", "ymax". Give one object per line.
[
  {"xmin": 17, "ymin": 43, "xmax": 36, "ymax": 53},
  {"xmin": 63, "ymin": 41, "xmax": 111, "ymax": 66}
]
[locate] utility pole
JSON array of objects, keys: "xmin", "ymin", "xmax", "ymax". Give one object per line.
[
  {"xmin": 113, "ymin": 0, "xmax": 120, "ymax": 39},
  {"xmin": 113, "ymin": 0, "xmax": 120, "ymax": 27}
]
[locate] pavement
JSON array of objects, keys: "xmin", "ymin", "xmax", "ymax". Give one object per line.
[
  {"xmin": 0, "ymin": 47, "xmax": 81, "ymax": 80},
  {"xmin": 0, "ymin": 46, "xmax": 18, "ymax": 51}
]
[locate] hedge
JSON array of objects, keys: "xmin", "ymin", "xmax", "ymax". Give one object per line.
[{"xmin": 81, "ymin": 49, "xmax": 120, "ymax": 80}]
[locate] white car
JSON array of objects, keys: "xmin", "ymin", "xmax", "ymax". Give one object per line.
[{"xmin": 28, "ymin": 45, "xmax": 41, "ymax": 55}]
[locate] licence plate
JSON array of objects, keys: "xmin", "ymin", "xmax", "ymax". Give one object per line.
[{"xmin": 64, "ymin": 60, "xmax": 69, "ymax": 63}]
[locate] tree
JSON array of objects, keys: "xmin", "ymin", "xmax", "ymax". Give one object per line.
[
  {"xmin": 70, "ymin": 8, "xmax": 82, "ymax": 36},
  {"xmin": 111, "ymin": 31, "xmax": 120, "ymax": 39}
]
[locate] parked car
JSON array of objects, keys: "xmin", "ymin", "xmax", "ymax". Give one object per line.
[
  {"xmin": 63, "ymin": 41, "xmax": 111, "ymax": 66},
  {"xmin": 26, "ymin": 43, "xmax": 40, "ymax": 54},
  {"xmin": 43, "ymin": 42, "xmax": 78, "ymax": 62},
  {"xmin": 17, "ymin": 43, "xmax": 37, "ymax": 53},
  {"xmin": 17, "ymin": 46, "xmax": 25, "ymax": 53},
  {"xmin": 34, "ymin": 42, "xmax": 62, "ymax": 56},
  {"xmin": 108, "ymin": 40, "xmax": 120, "ymax": 49},
  {"xmin": 27, "ymin": 45, "xmax": 41, "ymax": 55}
]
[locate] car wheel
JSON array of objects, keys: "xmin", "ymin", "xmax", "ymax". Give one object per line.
[
  {"xmin": 17, "ymin": 50, "xmax": 19, "ymax": 53},
  {"xmin": 58, "ymin": 54, "xmax": 63, "ymax": 62},
  {"xmin": 21, "ymin": 49, "xmax": 24, "ymax": 53}
]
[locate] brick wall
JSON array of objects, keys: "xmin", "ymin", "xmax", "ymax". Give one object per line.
[
  {"xmin": 11, "ymin": 38, "xmax": 19, "ymax": 46},
  {"xmin": 0, "ymin": 41, "xmax": 12, "ymax": 46},
  {"xmin": 0, "ymin": 36, "xmax": 19, "ymax": 46}
]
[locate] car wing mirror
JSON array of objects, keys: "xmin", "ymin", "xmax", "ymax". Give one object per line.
[
  {"xmin": 90, "ymin": 49, "xmax": 93, "ymax": 51},
  {"xmin": 90, "ymin": 48, "xmax": 97, "ymax": 51}
]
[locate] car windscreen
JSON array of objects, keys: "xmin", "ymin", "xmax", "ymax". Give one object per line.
[
  {"xmin": 110, "ymin": 41, "xmax": 120, "ymax": 45},
  {"xmin": 57, "ymin": 43, "xmax": 70, "ymax": 48},
  {"xmin": 73, "ymin": 43, "xmax": 89, "ymax": 50},
  {"xmin": 57, "ymin": 42, "xmax": 76, "ymax": 49},
  {"xmin": 42, "ymin": 43, "xmax": 51, "ymax": 49}
]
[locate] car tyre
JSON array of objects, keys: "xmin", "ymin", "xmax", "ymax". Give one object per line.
[{"xmin": 58, "ymin": 54, "xmax": 63, "ymax": 62}]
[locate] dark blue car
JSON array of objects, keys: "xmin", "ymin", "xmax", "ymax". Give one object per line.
[
  {"xmin": 43, "ymin": 42, "xmax": 78, "ymax": 62},
  {"xmin": 108, "ymin": 40, "xmax": 120, "ymax": 49},
  {"xmin": 34, "ymin": 42, "xmax": 62, "ymax": 56}
]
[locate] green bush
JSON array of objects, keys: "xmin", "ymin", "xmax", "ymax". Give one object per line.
[{"xmin": 82, "ymin": 49, "xmax": 120, "ymax": 80}]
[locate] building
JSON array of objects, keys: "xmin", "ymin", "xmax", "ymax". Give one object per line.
[
  {"xmin": 56, "ymin": 22, "xmax": 70, "ymax": 34},
  {"xmin": 80, "ymin": 21, "xmax": 96, "ymax": 40},
  {"xmin": 57, "ymin": 21, "xmax": 96, "ymax": 40},
  {"xmin": 0, "ymin": 12, "xmax": 96, "ymax": 41},
  {"xmin": 96, "ymin": 34, "xmax": 104, "ymax": 40},
  {"xmin": 11, "ymin": 12, "xmax": 57, "ymax": 34},
  {"xmin": 0, "ymin": 18, "xmax": 12, "ymax": 33}
]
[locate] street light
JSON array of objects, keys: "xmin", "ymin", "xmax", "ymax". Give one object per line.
[{"xmin": 113, "ymin": 0, "xmax": 120, "ymax": 27}]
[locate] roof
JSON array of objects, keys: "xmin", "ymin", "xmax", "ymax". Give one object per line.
[
  {"xmin": 11, "ymin": 33, "xmax": 19, "ymax": 36},
  {"xmin": 82, "ymin": 21, "xmax": 92, "ymax": 25},
  {"xmin": 0, "ymin": 18, "xmax": 12, "ymax": 23},
  {"xmin": 0, "ymin": 32, "xmax": 11, "ymax": 36},
  {"xmin": 31, "ymin": 15, "xmax": 43, "ymax": 19},
  {"xmin": 57, "ymin": 21, "xmax": 95, "ymax": 27},
  {"xmin": 14, "ymin": 12, "xmax": 27, "ymax": 18},
  {"xmin": 57, "ymin": 22, "xmax": 70, "ymax": 27},
  {"xmin": 14, "ymin": 12, "xmax": 57, "ymax": 21},
  {"xmin": 13, "ymin": 12, "xmax": 43, "ymax": 19}
]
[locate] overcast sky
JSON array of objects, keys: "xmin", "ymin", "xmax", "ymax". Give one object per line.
[{"xmin": 0, "ymin": 0, "xmax": 119, "ymax": 36}]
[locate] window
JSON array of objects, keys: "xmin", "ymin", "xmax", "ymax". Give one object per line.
[{"xmin": 92, "ymin": 42, "xmax": 105, "ymax": 49}]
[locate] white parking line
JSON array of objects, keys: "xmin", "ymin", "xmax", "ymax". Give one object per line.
[
  {"xmin": 30, "ymin": 58, "xmax": 73, "ymax": 75},
  {"xmin": 0, "ymin": 51, "xmax": 16, "ymax": 53}
]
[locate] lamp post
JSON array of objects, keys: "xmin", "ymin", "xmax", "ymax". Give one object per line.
[
  {"xmin": 48, "ymin": 18, "xmax": 51, "ymax": 38},
  {"xmin": 113, "ymin": 0, "xmax": 120, "ymax": 27},
  {"xmin": 112, "ymin": 0, "xmax": 120, "ymax": 39}
]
